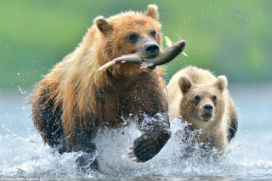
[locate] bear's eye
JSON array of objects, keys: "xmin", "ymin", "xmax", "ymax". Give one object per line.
[
  {"xmin": 212, "ymin": 96, "xmax": 217, "ymax": 102},
  {"xmin": 150, "ymin": 30, "xmax": 156, "ymax": 38},
  {"xmin": 195, "ymin": 95, "xmax": 201, "ymax": 102},
  {"xmin": 128, "ymin": 32, "xmax": 139, "ymax": 42}
]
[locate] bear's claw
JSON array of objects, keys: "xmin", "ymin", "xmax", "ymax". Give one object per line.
[
  {"xmin": 128, "ymin": 149, "xmax": 140, "ymax": 162},
  {"xmin": 129, "ymin": 127, "xmax": 171, "ymax": 162}
]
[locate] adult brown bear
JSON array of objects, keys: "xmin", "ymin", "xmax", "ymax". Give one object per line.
[{"xmin": 31, "ymin": 5, "xmax": 185, "ymax": 169}]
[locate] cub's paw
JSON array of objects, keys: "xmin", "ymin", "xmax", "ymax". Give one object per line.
[{"xmin": 129, "ymin": 128, "xmax": 171, "ymax": 162}]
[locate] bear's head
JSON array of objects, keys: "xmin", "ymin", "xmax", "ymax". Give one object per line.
[
  {"xmin": 94, "ymin": 4, "xmax": 162, "ymax": 68},
  {"xmin": 178, "ymin": 75, "xmax": 227, "ymax": 125}
]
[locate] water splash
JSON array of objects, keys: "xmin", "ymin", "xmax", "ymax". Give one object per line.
[
  {"xmin": 1, "ymin": 108, "xmax": 272, "ymax": 180},
  {"xmin": 94, "ymin": 118, "xmax": 272, "ymax": 178}
]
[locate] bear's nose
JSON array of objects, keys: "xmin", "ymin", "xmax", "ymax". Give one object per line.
[
  {"xmin": 203, "ymin": 104, "xmax": 213, "ymax": 113},
  {"xmin": 144, "ymin": 43, "xmax": 160, "ymax": 58}
]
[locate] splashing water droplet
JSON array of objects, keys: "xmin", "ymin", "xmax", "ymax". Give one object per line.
[{"xmin": 17, "ymin": 86, "xmax": 27, "ymax": 95}]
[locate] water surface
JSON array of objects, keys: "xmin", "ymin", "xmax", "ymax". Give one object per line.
[{"xmin": 0, "ymin": 84, "xmax": 272, "ymax": 181}]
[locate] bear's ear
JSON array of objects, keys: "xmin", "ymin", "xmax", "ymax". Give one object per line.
[
  {"xmin": 95, "ymin": 16, "xmax": 113, "ymax": 36},
  {"xmin": 215, "ymin": 75, "xmax": 228, "ymax": 92},
  {"xmin": 178, "ymin": 76, "xmax": 192, "ymax": 94},
  {"xmin": 144, "ymin": 4, "xmax": 159, "ymax": 20}
]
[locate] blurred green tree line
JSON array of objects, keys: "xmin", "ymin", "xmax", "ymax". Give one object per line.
[{"xmin": 0, "ymin": 0, "xmax": 271, "ymax": 91}]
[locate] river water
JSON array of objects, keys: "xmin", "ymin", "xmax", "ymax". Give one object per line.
[{"xmin": 0, "ymin": 84, "xmax": 272, "ymax": 181}]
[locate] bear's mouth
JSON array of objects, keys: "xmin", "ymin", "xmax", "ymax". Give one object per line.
[
  {"xmin": 202, "ymin": 113, "xmax": 212, "ymax": 121},
  {"xmin": 97, "ymin": 40, "xmax": 186, "ymax": 72}
]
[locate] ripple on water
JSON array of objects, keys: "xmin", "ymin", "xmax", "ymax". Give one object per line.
[{"xmin": 1, "ymin": 116, "xmax": 272, "ymax": 180}]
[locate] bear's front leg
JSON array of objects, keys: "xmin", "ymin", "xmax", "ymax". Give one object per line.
[
  {"xmin": 70, "ymin": 128, "xmax": 99, "ymax": 171},
  {"xmin": 131, "ymin": 113, "xmax": 171, "ymax": 162}
]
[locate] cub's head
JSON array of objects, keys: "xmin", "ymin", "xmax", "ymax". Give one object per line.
[
  {"xmin": 94, "ymin": 4, "xmax": 162, "ymax": 65},
  {"xmin": 179, "ymin": 76, "xmax": 227, "ymax": 124}
]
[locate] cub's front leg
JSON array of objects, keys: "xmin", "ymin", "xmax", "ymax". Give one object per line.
[{"xmin": 131, "ymin": 113, "xmax": 171, "ymax": 162}]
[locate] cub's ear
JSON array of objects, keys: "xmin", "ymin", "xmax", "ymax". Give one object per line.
[
  {"xmin": 178, "ymin": 76, "xmax": 192, "ymax": 94},
  {"xmin": 215, "ymin": 75, "xmax": 228, "ymax": 92},
  {"xmin": 144, "ymin": 4, "xmax": 159, "ymax": 20},
  {"xmin": 95, "ymin": 16, "xmax": 113, "ymax": 36}
]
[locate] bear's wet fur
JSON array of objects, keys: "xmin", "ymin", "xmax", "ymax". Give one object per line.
[
  {"xmin": 31, "ymin": 5, "xmax": 171, "ymax": 169},
  {"xmin": 167, "ymin": 66, "xmax": 238, "ymax": 153}
]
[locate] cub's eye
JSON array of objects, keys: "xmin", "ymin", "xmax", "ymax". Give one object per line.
[
  {"xmin": 212, "ymin": 96, "xmax": 217, "ymax": 102},
  {"xmin": 150, "ymin": 30, "xmax": 156, "ymax": 38},
  {"xmin": 128, "ymin": 32, "xmax": 139, "ymax": 42},
  {"xmin": 195, "ymin": 95, "xmax": 200, "ymax": 102}
]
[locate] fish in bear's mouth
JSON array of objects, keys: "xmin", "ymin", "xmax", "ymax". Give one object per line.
[{"xmin": 97, "ymin": 40, "xmax": 186, "ymax": 72}]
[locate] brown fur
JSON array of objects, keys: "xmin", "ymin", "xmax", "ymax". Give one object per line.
[
  {"xmin": 167, "ymin": 66, "xmax": 238, "ymax": 153},
  {"xmin": 31, "ymin": 5, "xmax": 170, "ymax": 164}
]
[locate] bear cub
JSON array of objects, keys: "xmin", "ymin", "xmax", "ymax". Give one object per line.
[{"xmin": 167, "ymin": 66, "xmax": 238, "ymax": 153}]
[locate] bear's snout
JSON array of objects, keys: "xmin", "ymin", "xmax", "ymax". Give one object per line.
[
  {"xmin": 203, "ymin": 104, "xmax": 213, "ymax": 113},
  {"xmin": 144, "ymin": 43, "xmax": 160, "ymax": 58},
  {"xmin": 201, "ymin": 104, "xmax": 214, "ymax": 121}
]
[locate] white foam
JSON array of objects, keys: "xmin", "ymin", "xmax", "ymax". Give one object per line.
[{"xmin": 1, "ymin": 114, "xmax": 272, "ymax": 179}]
